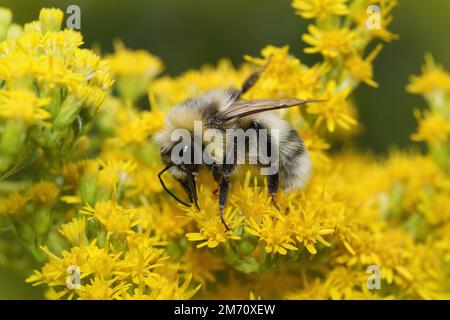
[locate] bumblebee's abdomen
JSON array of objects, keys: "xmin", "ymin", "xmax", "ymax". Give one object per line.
[
  {"xmin": 243, "ymin": 112, "xmax": 312, "ymax": 192},
  {"xmin": 278, "ymin": 128, "xmax": 311, "ymax": 192}
]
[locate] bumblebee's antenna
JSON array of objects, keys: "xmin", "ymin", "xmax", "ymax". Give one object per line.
[
  {"xmin": 221, "ymin": 98, "xmax": 326, "ymax": 123},
  {"xmin": 158, "ymin": 165, "xmax": 191, "ymax": 207},
  {"xmin": 240, "ymin": 54, "xmax": 273, "ymax": 96}
]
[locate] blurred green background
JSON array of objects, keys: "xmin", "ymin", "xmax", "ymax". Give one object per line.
[{"xmin": 0, "ymin": 0, "xmax": 449, "ymax": 298}]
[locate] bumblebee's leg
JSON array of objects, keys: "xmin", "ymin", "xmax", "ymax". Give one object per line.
[
  {"xmin": 240, "ymin": 55, "xmax": 272, "ymax": 96},
  {"xmin": 211, "ymin": 164, "xmax": 221, "ymax": 195},
  {"xmin": 268, "ymin": 173, "xmax": 281, "ymax": 211},
  {"xmin": 218, "ymin": 166, "xmax": 233, "ymax": 231},
  {"xmin": 253, "ymin": 120, "xmax": 281, "ymax": 211},
  {"xmin": 219, "ymin": 174, "xmax": 231, "ymax": 231}
]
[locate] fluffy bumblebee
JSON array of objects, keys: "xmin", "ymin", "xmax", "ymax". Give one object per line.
[{"xmin": 155, "ymin": 60, "xmax": 319, "ymax": 230}]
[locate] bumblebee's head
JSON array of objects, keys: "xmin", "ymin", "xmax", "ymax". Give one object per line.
[
  {"xmin": 155, "ymin": 129, "xmax": 202, "ymax": 210},
  {"xmin": 154, "ymin": 91, "xmax": 227, "ymax": 209}
]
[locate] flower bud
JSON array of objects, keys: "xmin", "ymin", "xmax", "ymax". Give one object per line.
[
  {"xmin": 53, "ymin": 96, "xmax": 83, "ymax": 130},
  {"xmin": 33, "ymin": 207, "xmax": 52, "ymax": 242},
  {"xmin": 79, "ymin": 162, "xmax": 100, "ymax": 204},
  {"xmin": 39, "ymin": 8, "xmax": 64, "ymax": 32},
  {"xmin": 0, "ymin": 8, "xmax": 12, "ymax": 41},
  {"xmin": 0, "ymin": 121, "xmax": 26, "ymax": 154},
  {"xmin": 7, "ymin": 23, "xmax": 22, "ymax": 40}
]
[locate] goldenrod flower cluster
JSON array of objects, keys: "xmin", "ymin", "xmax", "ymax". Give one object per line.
[
  {"xmin": 0, "ymin": 2, "xmax": 449, "ymax": 300},
  {"xmin": 0, "ymin": 7, "xmax": 113, "ymax": 177}
]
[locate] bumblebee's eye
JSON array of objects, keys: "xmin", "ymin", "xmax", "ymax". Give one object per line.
[{"xmin": 178, "ymin": 143, "xmax": 191, "ymax": 161}]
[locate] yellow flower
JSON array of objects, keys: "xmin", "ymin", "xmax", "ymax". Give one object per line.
[
  {"xmin": 141, "ymin": 272, "xmax": 201, "ymax": 300},
  {"xmin": 303, "ymin": 25, "xmax": 355, "ymax": 58},
  {"xmin": 301, "ymin": 127, "xmax": 330, "ymax": 166},
  {"xmin": 185, "ymin": 187, "xmax": 243, "ymax": 248},
  {"xmin": 59, "ymin": 218, "xmax": 87, "ymax": 246},
  {"xmin": 69, "ymin": 83, "xmax": 107, "ymax": 108},
  {"xmin": 84, "ymin": 245, "xmax": 122, "ymax": 277},
  {"xmin": 185, "ymin": 209, "xmax": 242, "ymax": 249},
  {"xmin": 0, "ymin": 10, "xmax": 112, "ymax": 177},
  {"xmin": 80, "ymin": 201, "xmax": 139, "ymax": 234},
  {"xmin": 286, "ymin": 203, "xmax": 335, "ymax": 254},
  {"xmin": 246, "ymin": 215, "xmax": 298, "ymax": 255},
  {"xmin": 307, "ymin": 81, "xmax": 357, "ymax": 132},
  {"xmin": 344, "ymin": 44, "xmax": 383, "ymax": 87},
  {"xmin": 0, "ymin": 51, "xmax": 34, "ymax": 83},
  {"xmin": 359, "ymin": 0, "xmax": 399, "ymax": 42},
  {"xmin": 150, "ymin": 204, "xmax": 191, "ymax": 240},
  {"xmin": 32, "ymin": 55, "xmax": 82, "ymax": 90},
  {"xmin": 296, "ymin": 62, "xmax": 329, "ymax": 97},
  {"xmin": 70, "ymin": 48, "xmax": 115, "ymax": 90},
  {"xmin": 292, "ymin": 0, "xmax": 349, "ymax": 20},
  {"xmin": 243, "ymin": 45, "xmax": 305, "ymax": 99},
  {"xmin": 230, "ymin": 171, "xmax": 275, "ymax": 218},
  {"xmin": 180, "ymin": 248, "xmax": 224, "ymax": 284},
  {"xmin": 407, "ymin": 53, "xmax": 450, "ymax": 97},
  {"xmin": 403, "ymin": 245, "xmax": 450, "ymax": 299},
  {"xmin": 0, "ymin": 192, "xmax": 28, "ymax": 216},
  {"xmin": 77, "ymin": 277, "xmax": 129, "ymax": 300},
  {"xmin": 117, "ymin": 234, "xmax": 168, "ymax": 285},
  {"xmin": 126, "ymin": 165, "xmax": 163, "ymax": 197},
  {"xmin": 411, "ymin": 110, "xmax": 450, "ymax": 145},
  {"xmin": 436, "ymin": 224, "xmax": 450, "ymax": 262},
  {"xmin": 22, "ymin": 21, "xmax": 42, "ymax": 33},
  {"xmin": 27, "ymin": 181, "xmax": 59, "ymax": 206},
  {"xmin": 97, "ymin": 159, "xmax": 136, "ymax": 193},
  {"xmin": 383, "ymin": 152, "xmax": 449, "ymax": 212},
  {"xmin": 150, "ymin": 59, "xmax": 249, "ymax": 108},
  {"xmin": 26, "ymin": 241, "xmax": 131, "ymax": 300},
  {"xmin": 111, "ymin": 105, "xmax": 165, "ymax": 146},
  {"xmin": 107, "ymin": 42, "xmax": 163, "ymax": 102},
  {"xmin": 208, "ymin": 272, "xmax": 253, "ymax": 300},
  {"xmin": 27, "ymin": 243, "xmax": 93, "ymax": 287},
  {"xmin": 107, "ymin": 41, "xmax": 163, "ymax": 78},
  {"xmin": 0, "ymin": 89, "xmax": 50, "ymax": 125},
  {"xmin": 418, "ymin": 192, "xmax": 450, "ymax": 225},
  {"xmin": 249, "ymin": 291, "xmax": 261, "ymax": 300},
  {"xmin": 40, "ymin": 29, "xmax": 84, "ymax": 56},
  {"xmin": 285, "ymin": 267, "xmax": 379, "ymax": 300}
]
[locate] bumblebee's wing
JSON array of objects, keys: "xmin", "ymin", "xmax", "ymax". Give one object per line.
[{"xmin": 218, "ymin": 98, "xmax": 322, "ymax": 123}]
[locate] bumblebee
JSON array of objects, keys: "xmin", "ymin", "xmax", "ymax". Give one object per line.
[{"xmin": 155, "ymin": 60, "xmax": 318, "ymax": 230}]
